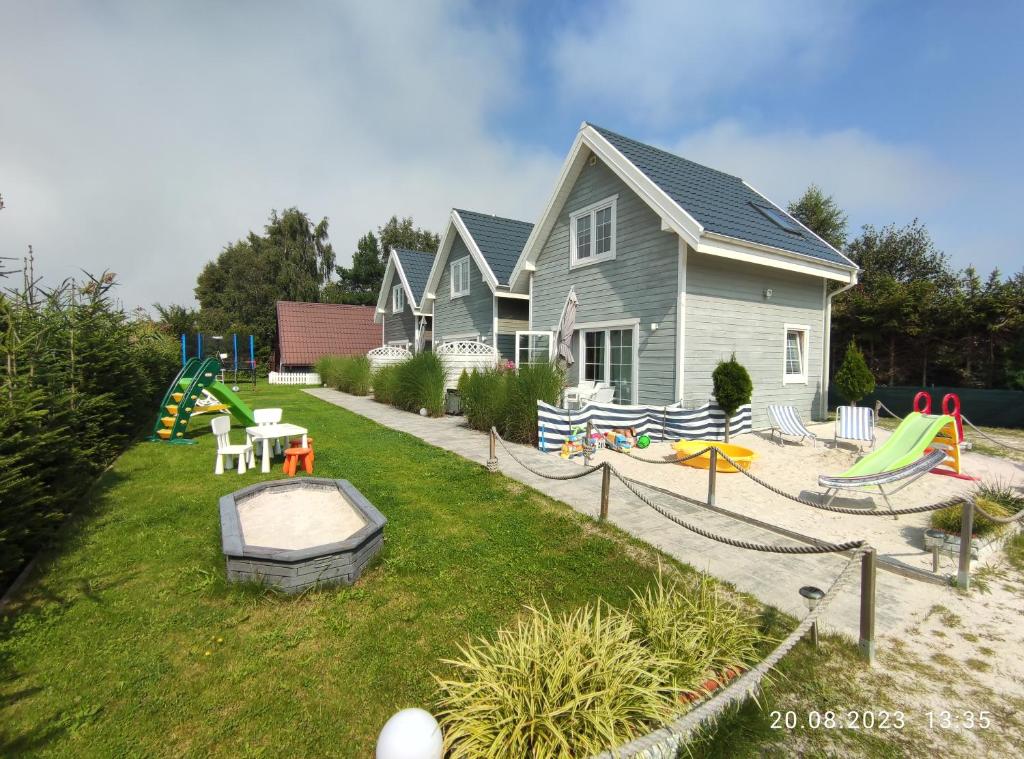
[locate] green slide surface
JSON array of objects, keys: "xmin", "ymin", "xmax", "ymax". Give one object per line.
[
  {"xmin": 206, "ymin": 381, "xmax": 258, "ymax": 428},
  {"xmin": 839, "ymin": 412, "xmax": 954, "ymax": 477}
]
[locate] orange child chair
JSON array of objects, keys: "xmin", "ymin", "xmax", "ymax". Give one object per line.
[{"xmin": 283, "ymin": 437, "xmax": 314, "ymax": 476}]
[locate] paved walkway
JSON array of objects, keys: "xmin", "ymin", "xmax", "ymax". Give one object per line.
[{"xmin": 306, "ymin": 389, "xmax": 961, "ymax": 641}]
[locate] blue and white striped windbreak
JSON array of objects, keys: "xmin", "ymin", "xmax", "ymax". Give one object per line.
[
  {"xmin": 536, "ymin": 400, "xmax": 752, "ymax": 453},
  {"xmin": 835, "ymin": 405, "xmax": 875, "ymax": 444}
]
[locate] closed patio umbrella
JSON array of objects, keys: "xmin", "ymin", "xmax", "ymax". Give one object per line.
[{"xmin": 557, "ymin": 288, "xmax": 577, "ymax": 367}]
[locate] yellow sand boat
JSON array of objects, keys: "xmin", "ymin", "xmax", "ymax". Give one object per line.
[{"xmin": 672, "ymin": 440, "xmax": 757, "ymax": 472}]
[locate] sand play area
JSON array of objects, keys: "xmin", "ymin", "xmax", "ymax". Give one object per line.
[
  {"xmin": 236, "ymin": 487, "xmax": 367, "ymax": 550},
  {"xmin": 582, "ymin": 421, "xmax": 1024, "ymax": 576}
]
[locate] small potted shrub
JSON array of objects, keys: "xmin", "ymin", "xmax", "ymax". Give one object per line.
[{"xmin": 712, "ymin": 354, "xmax": 753, "ymax": 442}]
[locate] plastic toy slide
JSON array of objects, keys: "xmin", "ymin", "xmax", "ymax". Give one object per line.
[
  {"xmin": 832, "ymin": 412, "xmax": 959, "ymax": 479},
  {"xmin": 148, "ymin": 357, "xmax": 257, "ymax": 444}
]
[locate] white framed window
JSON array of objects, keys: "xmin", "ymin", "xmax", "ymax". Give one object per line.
[
  {"xmin": 450, "ymin": 256, "xmax": 471, "ymax": 298},
  {"xmin": 392, "ymin": 284, "xmax": 405, "ymax": 313},
  {"xmin": 515, "ymin": 331, "xmax": 554, "ymax": 366},
  {"xmin": 579, "ymin": 323, "xmax": 637, "ymax": 404},
  {"xmin": 783, "ymin": 324, "xmax": 810, "ymax": 384},
  {"xmin": 570, "ymin": 195, "xmax": 617, "ymax": 269}
]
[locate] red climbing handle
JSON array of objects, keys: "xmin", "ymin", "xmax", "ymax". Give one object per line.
[
  {"xmin": 942, "ymin": 393, "xmax": 963, "ymax": 442},
  {"xmin": 912, "ymin": 391, "xmax": 932, "ymax": 415}
]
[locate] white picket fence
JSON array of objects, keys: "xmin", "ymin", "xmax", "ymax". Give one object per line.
[
  {"xmin": 268, "ymin": 371, "xmax": 322, "ymax": 386},
  {"xmin": 435, "ymin": 340, "xmax": 499, "ymax": 389},
  {"xmin": 367, "ymin": 345, "xmax": 413, "ymax": 370}
]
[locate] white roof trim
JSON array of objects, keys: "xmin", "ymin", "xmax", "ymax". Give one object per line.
[
  {"xmin": 508, "ymin": 122, "xmax": 858, "ymax": 289},
  {"xmin": 510, "ymin": 124, "xmax": 703, "ymax": 290},
  {"xmin": 697, "ymin": 232, "xmax": 856, "ymax": 282},
  {"xmin": 374, "ymin": 249, "xmax": 420, "ymax": 323},
  {"xmin": 422, "ymin": 210, "xmax": 498, "ymax": 301}
]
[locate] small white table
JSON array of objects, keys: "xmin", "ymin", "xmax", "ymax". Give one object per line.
[{"xmin": 245, "ymin": 423, "xmax": 309, "ymax": 474}]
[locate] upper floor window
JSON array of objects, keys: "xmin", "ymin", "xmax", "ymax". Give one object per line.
[
  {"xmin": 451, "ymin": 256, "xmax": 471, "ymax": 298},
  {"xmin": 570, "ymin": 195, "xmax": 617, "ymax": 269},
  {"xmin": 392, "ymin": 284, "xmax": 405, "ymax": 313},
  {"xmin": 783, "ymin": 325, "xmax": 809, "ymax": 383}
]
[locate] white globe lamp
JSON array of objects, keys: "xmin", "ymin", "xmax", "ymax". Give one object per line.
[{"xmin": 376, "ymin": 708, "xmax": 443, "ymax": 759}]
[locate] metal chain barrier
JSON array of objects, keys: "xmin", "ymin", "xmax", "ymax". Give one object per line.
[
  {"xmin": 608, "ymin": 467, "xmax": 865, "ymax": 555},
  {"xmin": 714, "ymin": 447, "xmax": 966, "ymax": 517},
  {"xmin": 592, "ymin": 550, "xmax": 865, "ymax": 759},
  {"xmin": 491, "ymin": 429, "xmax": 606, "ymax": 481}
]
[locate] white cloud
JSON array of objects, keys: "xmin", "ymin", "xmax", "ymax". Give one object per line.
[
  {"xmin": 551, "ymin": 0, "xmax": 856, "ymax": 123},
  {"xmin": 0, "ymin": 2, "xmax": 561, "ymax": 310},
  {"xmin": 672, "ymin": 120, "xmax": 956, "ymax": 223}
]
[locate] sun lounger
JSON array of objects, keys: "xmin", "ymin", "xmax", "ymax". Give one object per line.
[
  {"xmin": 767, "ymin": 405, "xmax": 817, "ymax": 446},
  {"xmin": 835, "ymin": 405, "xmax": 875, "ymax": 450}
]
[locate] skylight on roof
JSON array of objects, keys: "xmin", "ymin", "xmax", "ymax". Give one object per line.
[{"xmin": 751, "ymin": 202, "xmax": 803, "ymax": 235}]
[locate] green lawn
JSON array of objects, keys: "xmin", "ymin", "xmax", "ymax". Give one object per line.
[{"xmin": 2, "ymin": 385, "xmax": 1012, "ymax": 757}]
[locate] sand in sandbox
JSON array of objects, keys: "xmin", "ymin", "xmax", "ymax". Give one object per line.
[{"xmin": 237, "ymin": 487, "xmax": 366, "ymax": 550}]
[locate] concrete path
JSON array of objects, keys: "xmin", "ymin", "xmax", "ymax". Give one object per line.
[{"xmin": 305, "ymin": 389, "xmax": 964, "ymax": 641}]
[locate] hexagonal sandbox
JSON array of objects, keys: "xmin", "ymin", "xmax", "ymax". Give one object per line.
[{"xmin": 219, "ymin": 478, "xmax": 386, "ymax": 593}]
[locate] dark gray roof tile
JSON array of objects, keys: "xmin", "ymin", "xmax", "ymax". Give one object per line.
[
  {"xmin": 588, "ymin": 124, "xmax": 852, "ymax": 268},
  {"xmin": 393, "ymin": 247, "xmax": 434, "ymax": 304},
  {"xmin": 455, "ymin": 209, "xmax": 534, "ymax": 285}
]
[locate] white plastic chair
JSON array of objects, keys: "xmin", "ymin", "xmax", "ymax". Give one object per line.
[
  {"xmin": 591, "ymin": 385, "xmax": 616, "ymax": 404},
  {"xmin": 254, "ymin": 407, "xmax": 284, "ymax": 454},
  {"xmin": 212, "ymin": 416, "xmax": 253, "ymax": 475}
]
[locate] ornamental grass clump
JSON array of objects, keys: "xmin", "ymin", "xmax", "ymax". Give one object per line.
[
  {"xmin": 929, "ymin": 480, "xmax": 1023, "ymax": 539},
  {"xmin": 435, "ymin": 602, "xmax": 680, "ymax": 758},
  {"xmin": 392, "ymin": 351, "xmax": 446, "ymax": 416},
  {"xmin": 371, "ymin": 363, "xmax": 399, "ymax": 405},
  {"xmin": 458, "ymin": 367, "xmax": 508, "ymax": 432},
  {"xmin": 628, "ymin": 570, "xmax": 765, "ymax": 692},
  {"xmin": 504, "ymin": 361, "xmax": 564, "ymax": 444},
  {"xmin": 315, "ymin": 355, "xmax": 372, "ymax": 395}
]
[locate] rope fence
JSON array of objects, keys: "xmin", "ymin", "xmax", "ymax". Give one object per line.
[
  {"xmin": 876, "ymin": 399, "xmax": 1024, "ymax": 455},
  {"xmin": 608, "ymin": 467, "xmax": 865, "ymax": 555},
  {"xmin": 592, "ymin": 550, "xmax": 866, "ymax": 759}
]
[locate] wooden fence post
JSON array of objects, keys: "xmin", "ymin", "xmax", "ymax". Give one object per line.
[
  {"xmin": 859, "ymin": 548, "xmax": 877, "ymax": 666},
  {"xmin": 957, "ymin": 498, "xmax": 975, "ymax": 590},
  {"xmin": 599, "ymin": 463, "xmax": 610, "ymax": 521},
  {"xmin": 487, "ymin": 428, "xmax": 498, "ymax": 473},
  {"xmin": 707, "ymin": 448, "xmax": 718, "ymax": 507}
]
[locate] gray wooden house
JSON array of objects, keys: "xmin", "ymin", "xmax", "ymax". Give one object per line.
[
  {"xmin": 422, "ymin": 209, "xmax": 533, "ymax": 362},
  {"xmin": 506, "ymin": 123, "xmax": 859, "ymax": 424},
  {"xmin": 374, "ymin": 247, "xmax": 435, "ymax": 352}
]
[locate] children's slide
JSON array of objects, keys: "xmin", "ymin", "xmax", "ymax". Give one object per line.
[
  {"xmin": 818, "ymin": 412, "xmax": 961, "ymax": 507},
  {"xmin": 149, "ymin": 357, "xmax": 257, "ymax": 443},
  {"xmin": 836, "ymin": 412, "xmax": 957, "ymax": 478}
]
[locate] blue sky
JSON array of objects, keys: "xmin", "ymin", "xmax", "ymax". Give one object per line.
[{"xmin": 1, "ymin": 1, "xmax": 1021, "ymax": 310}]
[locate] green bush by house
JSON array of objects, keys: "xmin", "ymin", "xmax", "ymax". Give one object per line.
[
  {"xmin": 315, "ymin": 355, "xmax": 372, "ymax": 395},
  {"xmin": 459, "ymin": 361, "xmax": 563, "ymax": 443},
  {"xmin": 834, "ymin": 341, "xmax": 875, "ymax": 406}
]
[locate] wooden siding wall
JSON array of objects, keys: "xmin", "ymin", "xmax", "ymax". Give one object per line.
[
  {"xmin": 530, "ymin": 155, "xmax": 680, "ymax": 405},
  {"xmin": 684, "ymin": 253, "xmax": 825, "ymax": 425},
  {"xmin": 380, "ymin": 267, "xmax": 417, "ymax": 346},
  {"xmin": 433, "ymin": 234, "xmax": 495, "ymax": 344}
]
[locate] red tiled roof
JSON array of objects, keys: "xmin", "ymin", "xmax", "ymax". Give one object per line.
[{"xmin": 276, "ymin": 301, "xmax": 380, "ymax": 366}]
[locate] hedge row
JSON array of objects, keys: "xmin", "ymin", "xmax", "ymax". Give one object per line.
[{"xmin": 0, "ymin": 276, "xmax": 179, "ymax": 589}]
